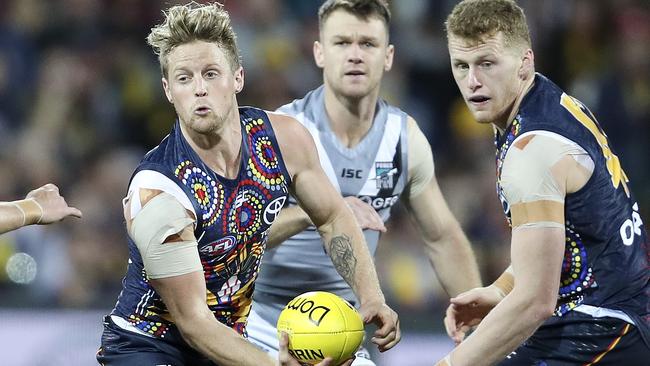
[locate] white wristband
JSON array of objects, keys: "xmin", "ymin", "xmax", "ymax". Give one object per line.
[{"xmin": 11, "ymin": 202, "xmax": 26, "ymax": 226}]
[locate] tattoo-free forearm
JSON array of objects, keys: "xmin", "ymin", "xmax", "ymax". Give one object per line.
[
  {"xmin": 426, "ymin": 225, "xmax": 482, "ymax": 297},
  {"xmin": 267, "ymin": 205, "xmax": 312, "ymax": 249}
]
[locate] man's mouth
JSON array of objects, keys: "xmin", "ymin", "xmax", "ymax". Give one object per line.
[
  {"xmin": 468, "ymin": 96, "xmax": 490, "ymax": 105},
  {"xmin": 194, "ymin": 106, "xmax": 211, "ymax": 115}
]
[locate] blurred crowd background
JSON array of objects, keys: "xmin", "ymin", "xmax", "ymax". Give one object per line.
[{"xmin": 0, "ymin": 0, "xmax": 648, "ymax": 364}]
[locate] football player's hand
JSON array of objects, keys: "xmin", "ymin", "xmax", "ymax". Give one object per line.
[
  {"xmin": 444, "ymin": 286, "xmax": 504, "ymax": 345},
  {"xmin": 25, "ymin": 184, "xmax": 82, "ymax": 224},
  {"xmin": 278, "ymin": 332, "xmax": 354, "ymax": 366},
  {"xmin": 359, "ymin": 301, "xmax": 401, "ymax": 352},
  {"xmin": 343, "ymin": 196, "xmax": 386, "ymax": 232}
]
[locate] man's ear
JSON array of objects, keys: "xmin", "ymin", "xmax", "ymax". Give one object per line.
[
  {"xmin": 234, "ymin": 66, "xmax": 244, "ymax": 93},
  {"xmin": 384, "ymin": 44, "xmax": 395, "ymax": 72},
  {"xmin": 519, "ymin": 48, "xmax": 534, "ymax": 79},
  {"xmin": 313, "ymin": 41, "xmax": 325, "ymax": 69},
  {"xmin": 162, "ymin": 78, "xmax": 173, "ymax": 103}
]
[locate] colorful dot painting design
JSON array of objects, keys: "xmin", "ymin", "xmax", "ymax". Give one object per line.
[
  {"xmin": 495, "ymin": 117, "xmax": 522, "ymax": 226},
  {"xmin": 246, "ymin": 119, "xmax": 285, "ymax": 190},
  {"xmin": 128, "ymin": 314, "xmax": 169, "ymax": 338},
  {"xmin": 555, "ymin": 224, "xmax": 597, "ymax": 315},
  {"xmin": 175, "ymin": 160, "xmax": 224, "ymax": 228}
]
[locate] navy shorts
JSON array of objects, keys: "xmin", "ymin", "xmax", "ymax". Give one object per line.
[
  {"xmin": 498, "ymin": 312, "xmax": 650, "ymax": 366},
  {"xmin": 97, "ymin": 315, "xmax": 217, "ymax": 366}
]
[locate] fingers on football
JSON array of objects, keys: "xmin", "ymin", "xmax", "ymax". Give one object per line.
[{"xmin": 278, "ymin": 332, "xmax": 292, "ymax": 363}]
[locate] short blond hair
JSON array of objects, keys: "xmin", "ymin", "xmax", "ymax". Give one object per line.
[
  {"xmin": 147, "ymin": 2, "xmax": 241, "ymax": 77},
  {"xmin": 445, "ymin": 0, "xmax": 531, "ymax": 48}
]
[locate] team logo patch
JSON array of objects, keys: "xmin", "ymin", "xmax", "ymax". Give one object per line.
[
  {"xmin": 375, "ymin": 162, "xmax": 396, "ymax": 189},
  {"xmin": 200, "ymin": 235, "xmax": 237, "ymax": 258}
]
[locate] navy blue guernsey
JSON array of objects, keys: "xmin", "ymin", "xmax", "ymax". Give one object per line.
[
  {"xmin": 495, "ymin": 74, "xmax": 649, "ymax": 345},
  {"xmin": 111, "ymin": 107, "xmax": 291, "ymax": 345}
]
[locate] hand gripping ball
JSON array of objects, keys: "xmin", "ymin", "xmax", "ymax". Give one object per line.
[{"xmin": 277, "ymin": 291, "xmax": 364, "ymax": 365}]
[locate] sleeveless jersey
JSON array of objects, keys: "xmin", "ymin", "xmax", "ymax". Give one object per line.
[
  {"xmin": 495, "ymin": 73, "xmax": 649, "ymax": 344},
  {"xmin": 110, "ymin": 107, "xmax": 291, "ymax": 344},
  {"xmin": 253, "ymin": 85, "xmax": 409, "ymax": 322}
]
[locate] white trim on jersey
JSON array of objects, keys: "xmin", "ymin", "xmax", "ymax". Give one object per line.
[
  {"xmin": 573, "ymin": 304, "xmax": 635, "ymax": 325},
  {"xmin": 358, "ymin": 112, "xmax": 402, "ymax": 196},
  {"xmin": 111, "ymin": 315, "xmax": 155, "ymax": 338},
  {"xmin": 126, "ymin": 170, "xmax": 196, "ymax": 219},
  {"xmin": 293, "ymin": 112, "xmax": 341, "ymax": 192}
]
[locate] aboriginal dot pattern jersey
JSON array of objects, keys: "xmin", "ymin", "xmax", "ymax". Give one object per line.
[
  {"xmin": 111, "ymin": 107, "xmax": 291, "ymax": 344},
  {"xmin": 495, "ymin": 74, "xmax": 649, "ymax": 345}
]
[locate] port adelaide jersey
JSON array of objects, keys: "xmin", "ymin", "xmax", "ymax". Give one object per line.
[{"xmin": 255, "ymin": 85, "xmax": 409, "ymax": 305}]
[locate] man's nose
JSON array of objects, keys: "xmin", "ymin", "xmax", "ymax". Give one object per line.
[
  {"xmin": 194, "ymin": 77, "xmax": 207, "ymax": 97},
  {"xmin": 468, "ymin": 67, "xmax": 482, "ymax": 91},
  {"xmin": 347, "ymin": 44, "xmax": 363, "ymax": 64}
]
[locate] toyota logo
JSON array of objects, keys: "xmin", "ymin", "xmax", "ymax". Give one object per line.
[{"xmin": 263, "ymin": 196, "xmax": 286, "ymax": 225}]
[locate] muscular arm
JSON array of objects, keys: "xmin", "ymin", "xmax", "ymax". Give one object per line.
[
  {"xmin": 151, "ymin": 271, "xmax": 276, "ymax": 366},
  {"xmin": 405, "ymin": 179, "xmax": 482, "ymax": 296},
  {"xmin": 448, "ymin": 226, "xmax": 564, "ymax": 365},
  {"xmin": 269, "ymin": 113, "xmax": 384, "ymax": 306},
  {"xmin": 127, "ymin": 188, "xmax": 276, "ymax": 366},
  {"xmin": 403, "ymin": 118, "xmax": 481, "ymax": 296},
  {"xmin": 440, "ymin": 133, "xmax": 593, "ymax": 365}
]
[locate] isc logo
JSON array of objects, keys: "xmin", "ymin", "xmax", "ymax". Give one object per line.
[
  {"xmin": 285, "ymin": 297, "xmax": 331, "ymax": 326},
  {"xmin": 341, "ymin": 168, "xmax": 363, "ymax": 179}
]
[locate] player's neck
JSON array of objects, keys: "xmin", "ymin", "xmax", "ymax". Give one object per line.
[
  {"xmin": 180, "ymin": 114, "xmax": 243, "ymax": 179},
  {"xmin": 323, "ymin": 86, "xmax": 379, "ymax": 148},
  {"xmin": 494, "ymin": 75, "xmax": 535, "ymax": 132}
]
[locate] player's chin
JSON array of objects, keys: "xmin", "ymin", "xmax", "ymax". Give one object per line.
[
  {"xmin": 469, "ymin": 111, "xmax": 494, "ymax": 124},
  {"xmin": 339, "ymin": 85, "xmax": 372, "ymax": 99}
]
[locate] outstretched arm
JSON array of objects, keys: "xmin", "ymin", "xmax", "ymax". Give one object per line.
[
  {"xmin": 403, "ymin": 118, "xmax": 481, "ymax": 297},
  {"xmin": 0, "ymin": 183, "xmax": 82, "ymax": 234},
  {"xmin": 270, "ymin": 112, "xmax": 400, "ymax": 352}
]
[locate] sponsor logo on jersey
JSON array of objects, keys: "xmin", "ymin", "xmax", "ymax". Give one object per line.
[
  {"xmin": 341, "ymin": 168, "xmax": 364, "ymax": 179},
  {"xmin": 200, "ymin": 235, "xmax": 236, "ymax": 257},
  {"xmin": 359, "ymin": 194, "xmax": 399, "ymax": 210},
  {"xmin": 264, "ymin": 196, "xmax": 287, "ymax": 225},
  {"xmin": 375, "ymin": 162, "xmax": 396, "ymax": 189}
]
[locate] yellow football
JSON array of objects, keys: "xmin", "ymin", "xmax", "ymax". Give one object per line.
[{"xmin": 277, "ymin": 291, "xmax": 364, "ymax": 365}]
